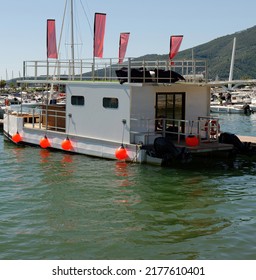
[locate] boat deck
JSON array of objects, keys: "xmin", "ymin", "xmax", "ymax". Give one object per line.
[
  {"xmin": 176, "ymin": 140, "xmax": 233, "ymax": 154},
  {"xmin": 12, "ymin": 115, "xmax": 256, "ymax": 157},
  {"xmin": 238, "ymin": 135, "xmax": 256, "ymax": 145},
  {"xmin": 23, "ymin": 118, "xmax": 234, "ymax": 154}
]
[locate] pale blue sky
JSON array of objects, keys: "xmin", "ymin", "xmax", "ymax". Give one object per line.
[{"xmin": 1, "ymin": 0, "xmax": 256, "ymax": 79}]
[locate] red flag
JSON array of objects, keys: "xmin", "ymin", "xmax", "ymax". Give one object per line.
[
  {"xmin": 169, "ymin": 35, "xmax": 183, "ymax": 60},
  {"xmin": 118, "ymin": 32, "xmax": 130, "ymax": 64},
  {"xmin": 47, "ymin": 19, "xmax": 58, "ymax": 59},
  {"xmin": 94, "ymin": 13, "xmax": 106, "ymax": 58}
]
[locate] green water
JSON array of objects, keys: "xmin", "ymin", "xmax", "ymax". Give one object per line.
[{"xmin": 1, "ymin": 114, "xmax": 256, "ymax": 260}]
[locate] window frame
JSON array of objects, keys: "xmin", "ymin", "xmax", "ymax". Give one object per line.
[
  {"xmin": 102, "ymin": 97, "xmax": 119, "ymax": 109},
  {"xmin": 71, "ymin": 95, "xmax": 85, "ymax": 106}
]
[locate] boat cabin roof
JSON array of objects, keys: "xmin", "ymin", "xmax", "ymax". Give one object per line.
[{"xmin": 19, "ymin": 58, "xmax": 208, "ymax": 86}]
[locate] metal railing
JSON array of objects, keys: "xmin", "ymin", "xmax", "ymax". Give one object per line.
[
  {"xmin": 130, "ymin": 116, "xmax": 220, "ymax": 145},
  {"xmin": 22, "ymin": 58, "xmax": 208, "ymax": 83},
  {"xmin": 22, "ymin": 107, "xmax": 66, "ymax": 132},
  {"xmin": 18, "ymin": 108, "xmax": 220, "ymax": 145}
]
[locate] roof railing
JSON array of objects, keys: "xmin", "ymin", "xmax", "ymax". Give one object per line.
[{"xmin": 22, "ymin": 57, "xmax": 208, "ymax": 84}]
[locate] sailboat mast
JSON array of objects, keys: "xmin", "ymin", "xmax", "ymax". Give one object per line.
[
  {"xmin": 70, "ymin": 0, "xmax": 75, "ymax": 78},
  {"xmin": 228, "ymin": 37, "xmax": 236, "ymax": 90}
]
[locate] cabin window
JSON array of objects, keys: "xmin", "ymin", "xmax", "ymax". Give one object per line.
[
  {"xmin": 103, "ymin": 97, "xmax": 119, "ymax": 109},
  {"xmin": 71, "ymin": 95, "xmax": 84, "ymax": 106}
]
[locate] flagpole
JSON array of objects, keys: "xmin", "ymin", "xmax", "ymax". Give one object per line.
[
  {"xmin": 92, "ymin": 13, "xmax": 95, "ymax": 81},
  {"xmin": 92, "ymin": 56, "xmax": 95, "ymax": 81},
  {"xmin": 70, "ymin": 0, "xmax": 75, "ymax": 79},
  {"xmin": 47, "ymin": 58, "xmax": 49, "ymax": 80}
]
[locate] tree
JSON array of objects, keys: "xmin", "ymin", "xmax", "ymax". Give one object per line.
[
  {"xmin": 0, "ymin": 80, "xmax": 6, "ymax": 91},
  {"xmin": 9, "ymin": 82, "xmax": 16, "ymax": 91}
]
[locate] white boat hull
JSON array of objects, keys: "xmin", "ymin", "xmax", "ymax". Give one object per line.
[
  {"xmin": 3, "ymin": 115, "xmax": 143, "ymax": 163},
  {"xmin": 210, "ymin": 105, "xmax": 244, "ymax": 114}
]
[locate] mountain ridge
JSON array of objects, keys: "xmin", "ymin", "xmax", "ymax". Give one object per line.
[{"xmin": 135, "ymin": 25, "xmax": 256, "ymax": 81}]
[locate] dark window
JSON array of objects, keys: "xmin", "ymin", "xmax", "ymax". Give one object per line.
[
  {"xmin": 155, "ymin": 92, "xmax": 186, "ymax": 138},
  {"xmin": 156, "ymin": 92, "xmax": 185, "ymax": 120},
  {"xmin": 71, "ymin": 95, "xmax": 84, "ymax": 106},
  {"xmin": 103, "ymin": 97, "xmax": 118, "ymax": 109}
]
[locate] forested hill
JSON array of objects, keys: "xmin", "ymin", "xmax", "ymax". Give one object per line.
[{"xmin": 136, "ymin": 25, "xmax": 256, "ymax": 81}]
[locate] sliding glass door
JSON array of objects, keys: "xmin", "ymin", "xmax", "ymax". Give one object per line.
[{"xmin": 155, "ymin": 92, "xmax": 185, "ymax": 137}]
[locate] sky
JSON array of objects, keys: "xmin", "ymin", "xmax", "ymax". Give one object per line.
[{"xmin": 1, "ymin": 0, "xmax": 256, "ymax": 80}]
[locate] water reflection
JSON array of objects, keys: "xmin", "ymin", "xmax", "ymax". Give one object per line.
[
  {"xmin": 114, "ymin": 161, "xmax": 131, "ymax": 186},
  {"xmin": 113, "ymin": 161, "xmax": 141, "ymax": 206},
  {"xmin": 40, "ymin": 149, "xmax": 51, "ymax": 162},
  {"xmin": 62, "ymin": 154, "xmax": 73, "ymax": 163},
  {"xmin": 127, "ymin": 167, "xmax": 233, "ymax": 251}
]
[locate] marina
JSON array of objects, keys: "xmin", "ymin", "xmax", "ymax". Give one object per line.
[{"xmin": 2, "ymin": 0, "xmax": 256, "ymax": 265}]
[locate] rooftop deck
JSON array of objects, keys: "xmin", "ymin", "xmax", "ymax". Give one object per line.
[{"xmin": 21, "ymin": 58, "xmax": 207, "ymax": 84}]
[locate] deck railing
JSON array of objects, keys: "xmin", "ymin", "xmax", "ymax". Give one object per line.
[
  {"xmin": 130, "ymin": 116, "xmax": 220, "ymax": 145},
  {"xmin": 22, "ymin": 58, "xmax": 207, "ymax": 83},
  {"xmin": 20, "ymin": 106, "xmax": 66, "ymax": 132},
  {"xmin": 20, "ymin": 109, "xmax": 220, "ymax": 145}
]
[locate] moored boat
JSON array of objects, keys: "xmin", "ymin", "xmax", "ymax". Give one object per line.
[
  {"xmin": 4, "ymin": 57, "xmax": 237, "ymax": 166},
  {"xmin": 210, "ymin": 104, "xmax": 246, "ymax": 114}
]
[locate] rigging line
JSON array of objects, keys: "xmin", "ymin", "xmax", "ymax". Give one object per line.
[
  {"xmin": 52, "ymin": 0, "xmax": 68, "ymax": 79},
  {"xmin": 64, "ymin": 18, "xmax": 70, "ymax": 59},
  {"xmin": 49, "ymin": 0, "xmax": 68, "ymax": 105},
  {"xmin": 73, "ymin": 0, "xmax": 83, "ymax": 59},
  {"xmin": 58, "ymin": 0, "xmax": 68, "ymax": 59},
  {"xmin": 79, "ymin": 0, "xmax": 93, "ymax": 38}
]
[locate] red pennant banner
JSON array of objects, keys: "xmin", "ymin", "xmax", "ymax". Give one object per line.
[
  {"xmin": 118, "ymin": 32, "xmax": 130, "ymax": 64},
  {"xmin": 47, "ymin": 19, "xmax": 58, "ymax": 59},
  {"xmin": 94, "ymin": 13, "xmax": 107, "ymax": 58},
  {"xmin": 169, "ymin": 35, "xmax": 183, "ymax": 60}
]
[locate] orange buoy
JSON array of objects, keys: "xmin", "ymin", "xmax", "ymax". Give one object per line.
[
  {"xmin": 61, "ymin": 137, "xmax": 73, "ymax": 151},
  {"xmin": 185, "ymin": 134, "xmax": 199, "ymax": 147},
  {"xmin": 40, "ymin": 136, "xmax": 51, "ymax": 149},
  {"xmin": 12, "ymin": 132, "xmax": 22, "ymax": 143},
  {"xmin": 115, "ymin": 145, "xmax": 128, "ymax": 160}
]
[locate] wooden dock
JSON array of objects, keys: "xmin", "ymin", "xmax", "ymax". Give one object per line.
[{"xmin": 238, "ymin": 135, "xmax": 256, "ymax": 144}]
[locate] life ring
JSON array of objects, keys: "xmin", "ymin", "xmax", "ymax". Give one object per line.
[{"xmin": 205, "ymin": 120, "xmax": 220, "ymax": 136}]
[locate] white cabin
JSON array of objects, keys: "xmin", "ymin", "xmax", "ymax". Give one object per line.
[{"xmin": 65, "ymin": 81, "xmax": 210, "ymax": 145}]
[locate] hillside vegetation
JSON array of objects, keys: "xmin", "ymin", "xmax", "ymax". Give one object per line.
[{"xmin": 136, "ymin": 25, "xmax": 256, "ymax": 81}]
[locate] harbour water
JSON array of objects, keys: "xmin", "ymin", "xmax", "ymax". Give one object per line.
[{"xmin": 1, "ymin": 114, "xmax": 256, "ymax": 260}]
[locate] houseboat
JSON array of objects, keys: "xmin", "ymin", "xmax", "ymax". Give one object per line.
[
  {"xmin": 3, "ymin": 57, "xmax": 238, "ymax": 166},
  {"xmin": 4, "ymin": 0, "xmax": 243, "ymax": 166}
]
